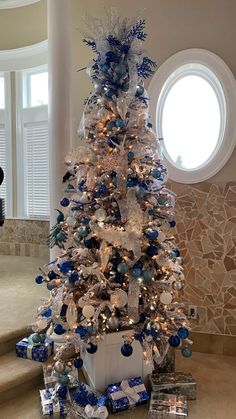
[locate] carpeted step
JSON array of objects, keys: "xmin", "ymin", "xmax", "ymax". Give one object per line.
[
  {"xmin": 0, "ymin": 351, "xmax": 43, "ymax": 405},
  {"xmin": 0, "ymin": 327, "xmax": 29, "ymax": 356}
]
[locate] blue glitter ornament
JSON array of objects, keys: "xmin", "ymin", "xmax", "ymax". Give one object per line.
[
  {"xmin": 57, "ymin": 385, "xmax": 68, "ymax": 400},
  {"xmin": 35, "ymin": 275, "xmax": 44, "ymax": 284},
  {"xmin": 75, "ymin": 327, "xmax": 88, "ymax": 338},
  {"xmin": 84, "ymin": 237, "xmax": 98, "ymax": 249},
  {"xmin": 105, "ymin": 51, "xmax": 117, "ymax": 62},
  {"xmin": 60, "ymin": 197, "xmax": 70, "ymax": 207},
  {"xmin": 178, "ymin": 327, "xmax": 189, "ymax": 340},
  {"xmin": 69, "ymin": 271, "xmax": 79, "ymax": 284},
  {"xmin": 81, "ymin": 217, "xmax": 89, "ymax": 225},
  {"xmin": 169, "ymin": 335, "xmax": 181, "ymax": 347},
  {"xmin": 169, "ymin": 220, "xmax": 176, "ymax": 228},
  {"xmin": 42, "ymin": 308, "xmax": 52, "ymax": 318},
  {"xmin": 127, "ymin": 151, "xmax": 134, "ymax": 159},
  {"xmin": 182, "ymin": 346, "xmax": 192, "ymax": 358},
  {"xmin": 99, "ymin": 184, "xmax": 107, "ymax": 195},
  {"xmin": 54, "ymin": 324, "xmax": 66, "ymax": 335},
  {"xmin": 115, "ymin": 118, "xmax": 125, "ymax": 129},
  {"xmin": 151, "ymin": 169, "xmax": 161, "ymax": 179},
  {"xmin": 117, "ymin": 262, "xmax": 129, "ymax": 274},
  {"xmin": 86, "ymin": 343, "xmax": 98, "ymax": 354},
  {"xmin": 121, "ymin": 344, "xmax": 133, "ymax": 357},
  {"xmin": 132, "ymin": 268, "xmax": 142, "ymax": 278},
  {"xmin": 60, "ymin": 261, "xmax": 73, "ymax": 274},
  {"xmin": 114, "ymin": 273, "xmax": 124, "ymax": 284},
  {"xmin": 48, "ymin": 270, "xmax": 58, "ymax": 280},
  {"xmin": 74, "ymin": 358, "xmax": 83, "ymax": 369},
  {"xmin": 142, "ymin": 270, "xmax": 153, "ymax": 283},
  {"xmin": 146, "ymin": 229, "xmax": 158, "ymax": 240},
  {"xmin": 146, "ymin": 245, "xmax": 158, "ymax": 257}
]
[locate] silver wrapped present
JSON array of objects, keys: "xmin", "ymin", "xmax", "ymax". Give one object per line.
[
  {"xmin": 149, "ymin": 372, "xmax": 196, "ymax": 400},
  {"xmin": 148, "ymin": 392, "xmax": 188, "ymax": 418}
]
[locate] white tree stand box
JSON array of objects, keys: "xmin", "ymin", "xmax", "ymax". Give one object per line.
[{"xmin": 81, "ymin": 330, "xmax": 153, "ymax": 392}]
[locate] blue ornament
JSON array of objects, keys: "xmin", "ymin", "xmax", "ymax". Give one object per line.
[
  {"xmin": 114, "ymin": 273, "xmax": 124, "ymax": 284},
  {"xmin": 69, "ymin": 271, "xmax": 79, "ymax": 284},
  {"xmin": 31, "ymin": 333, "xmax": 41, "ymax": 344},
  {"xmin": 121, "ymin": 344, "xmax": 133, "ymax": 357},
  {"xmin": 182, "ymin": 346, "xmax": 192, "ymax": 358},
  {"xmin": 117, "ymin": 262, "xmax": 129, "ymax": 274},
  {"xmin": 101, "ymin": 63, "xmax": 110, "ymax": 73},
  {"xmin": 146, "ymin": 245, "xmax": 158, "ymax": 257},
  {"xmin": 99, "ymin": 184, "xmax": 107, "ymax": 195},
  {"xmin": 106, "ymin": 120, "xmax": 116, "ymax": 131},
  {"xmin": 127, "ymin": 151, "xmax": 134, "ymax": 159},
  {"xmin": 169, "ymin": 335, "xmax": 181, "ymax": 347},
  {"xmin": 178, "ymin": 327, "xmax": 189, "ymax": 340},
  {"xmin": 169, "ymin": 220, "xmax": 176, "ymax": 228},
  {"xmin": 60, "ymin": 261, "xmax": 73, "ymax": 274},
  {"xmin": 78, "ymin": 226, "xmax": 89, "ymax": 237},
  {"xmin": 47, "ymin": 282, "xmax": 57, "ymax": 291},
  {"xmin": 151, "ymin": 169, "xmax": 161, "ymax": 179},
  {"xmin": 42, "ymin": 308, "xmax": 52, "ymax": 318},
  {"xmin": 74, "ymin": 358, "xmax": 83, "ymax": 369},
  {"xmin": 84, "ymin": 237, "xmax": 98, "ymax": 249},
  {"xmin": 107, "ymin": 137, "xmax": 119, "ymax": 148},
  {"xmin": 115, "ymin": 118, "xmax": 125, "ymax": 129},
  {"xmin": 60, "ymin": 304, "xmax": 68, "ymax": 318},
  {"xmin": 60, "ymin": 197, "xmax": 70, "ymax": 207},
  {"xmin": 133, "ymin": 260, "xmax": 143, "ymax": 270},
  {"xmin": 86, "ymin": 343, "xmax": 98, "ymax": 354},
  {"xmin": 136, "ymin": 84, "xmax": 144, "ymax": 96},
  {"xmin": 105, "ymin": 89, "xmax": 115, "ymax": 98},
  {"xmin": 54, "ymin": 324, "xmax": 66, "ymax": 335},
  {"xmin": 105, "ymin": 51, "xmax": 117, "ymax": 62},
  {"xmin": 142, "ymin": 270, "xmax": 153, "ymax": 283},
  {"xmin": 57, "ymin": 385, "xmax": 68, "ymax": 400},
  {"xmin": 48, "ymin": 270, "xmax": 58, "ymax": 280},
  {"xmin": 59, "ymin": 374, "xmax": 70, "ymax": 386},
  {"xmin": 173, "ymin": 248, "xmax": 180, "ymax": 257},
  {"xmin": 35, "ymin": 275, "xmax": 44, "ymax": 284},
  {"xmin": 75, "ymin": 327, "xmax": 88, "ymax": 338},
  {"xmin": 132, "ymin": 268, "xmax": 142, "ymax": 278},
  {"xmin": 81, "ymin": 217, "xmax": 90, "ymax": 225},
  {"xmin": 147, "ymin": 229, "xmax": 158, "ymax": 240}
]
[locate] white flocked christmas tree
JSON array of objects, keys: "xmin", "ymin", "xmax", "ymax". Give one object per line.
[{"xmin": 33, "ymin": 14, "xmax": 192, "ymax": 389}]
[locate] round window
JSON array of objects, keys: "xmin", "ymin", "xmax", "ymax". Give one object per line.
[{"xmin": 148, "ymin": 49, "xmax": 236, "ymax": 183}]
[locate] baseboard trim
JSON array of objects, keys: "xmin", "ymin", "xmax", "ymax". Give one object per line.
[{"xmin": 190, "ymin": 331, "xmax": 236, "ymax": 357}]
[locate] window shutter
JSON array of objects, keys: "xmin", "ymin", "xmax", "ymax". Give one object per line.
[
  {"xmin": 24, "ymin": 119, "xmax": 49, "ymax": 219},
  {"xmin": 0, "ymin": 123, "xmax": 6, "ymax": 202}
]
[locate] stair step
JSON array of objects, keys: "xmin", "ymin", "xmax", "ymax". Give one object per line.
[
  {"xmin": 0, "ymin": 351, "xmax": 43, "ymax": 405},
  {"xmin": 0, "ymin": 386, "xmax": 41, "ymax": 419},
  {"xmin": 0, "ymin": 327, "xmax": 29, "ymax": 356}
]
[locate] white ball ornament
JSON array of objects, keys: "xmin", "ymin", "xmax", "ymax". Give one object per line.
[
  {"xmin": 82, "ymin": 304, "xmax": 95, "ymax": 319},
  {"xmin": 78, "ymin": 296, "xmax": 89, "ymax": 308},
  {"xmin": 160, "ymin": 291, "xmax": 173, "ymax": 305},
  {"xmin": 110, "ymin": 289, "xmax": 128, "ymax": 308},
  {"xmin": 94, "ymin": 208, "xmax": 107, "ymax": 221}
]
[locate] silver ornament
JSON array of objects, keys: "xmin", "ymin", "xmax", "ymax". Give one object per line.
[
  {"xmin": 54, "ymin": 361, "xmax": 65, "ymax": 373},
  {"xmin": 94, "ymin": 208, "xmax": 107, "ymax": 221},
  {"xmin": 107, "ymin": 316, "xmax": 119, "ymax": 331},
  {"xmin": 173, "ymin": 281, "xmax": 184, "ymax": 291}
]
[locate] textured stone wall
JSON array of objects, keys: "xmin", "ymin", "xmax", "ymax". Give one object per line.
[
  {"xmin": 169, "ymin": 181, "xmax": 236, "ymax": 336},
  {"xmin": 0, "ymin": 219, "xmax": 49, "ymax": 258}
]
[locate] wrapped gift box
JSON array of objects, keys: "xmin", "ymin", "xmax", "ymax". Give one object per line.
[
  {"xmin": 149, "ymin": 372, "xmax": 196, "ymax": 400},
  {"xmin": 148, "ymin": 392, "xmax": 188, "ymax": 418},
  {"xmin": 105, "ymin": 376, "xmax": 149, "ymax": 413},
  {"xmin": 40, "ymin": 387, "xmax": 70, "ymax": 418},
  {"xmin": 72, "ymin": 382, "xmax": 107, "ymax": 408},
  {"xmin": 43, "ymin": 364, "xmax": 79, "ymax": 389},
  {"xmin": 16, "ymin": 337, "xmax": 53, "ymax": 362}
]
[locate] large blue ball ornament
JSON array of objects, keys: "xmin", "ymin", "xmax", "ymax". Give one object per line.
[
  {"xmin": 99, "ymin": 185, "xmax": 107, "ymax": 195},
  {"xmin": 35, "ymin": 275, "xmax": 44, "ymax": 284},
  {"xmin": 127, "ymin": 151, "xmax": 134, "ymax": 160},
  {"xmin": 146, "ymin": 245, "xmax": 159, "ymax": 257},
  {"xmin": 86, "ymin": 343, "xmax": 98, "ymax": 354},
  {"xmin": 54, "ymin": 324, "xmax": 66, "ymax": 335},
  {"xmin": 117, "ymin": 262, "xmax": 129, "ymax": 274},
  {"xmin": 69, "ymin": 271, "xmax": 79, "ymax": 284},
  {"xmin": 60, "ymin": 261, "xmax": 73, "ymax": 274},
  {"xmin": 60, "ymin": 197, "xmax": 70, "ymax": 207},
  {"xmin": 74, "ymin": 358, "xmax": 83, "ymax": 369},
  {"xmin": 121, "ymin": 344, "xmax": 133, "ymax": 357},
  {"xmin": 42, "ymin": 308, "xmax": 52, "ymax": 318},
  {"xmin": 178, "ymin": 327, "xmax": 189, "ymax": 340},
  {"xmin": 151, "ymin": 169, "xmax": 161, "ymax": 179},
  {"xmin": 182, "ymin": 346, "xmax": 192, "ymax": 358},
  {"xmin": 81, "ymin": 217, "xmax": 90, "ymax": 225},
  {"xmin": 169, "ymin": 335, "xmax": 181, "ymax": 347}
]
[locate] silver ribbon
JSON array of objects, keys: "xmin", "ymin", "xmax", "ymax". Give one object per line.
[
  {"xmin": 111, "ymin": 379, "xmax": 145, "ymax": 406},
  {"xmin": 24, "ymin": 338, "xmax": 52, "ymax": 360},
  {"xmin": 84, "ymin": 404, "xmax": 108, "ymax": 419}
]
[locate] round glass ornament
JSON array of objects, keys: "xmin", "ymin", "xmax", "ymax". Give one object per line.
[
  {"xmin": 60, "ymin": 197, "xmax": 70, "ymax": 207},
  {"xmin": 121, "ymin": 343, "xmax": 133, "ymax": 357},
  {"xmin": 178, "ymin": 327, "xmax": 189, "ymax": 340},
  {"xmin": 169, "ymin": 335, "xmax": 181, "ymax": 347},
  {"xmin": 54, "ymin": 324, "xmax": 66, "ymax": 335},
  {"xmin": 35, "ymin": 275, "xmax": 44, "ymax": 284},
  {"xmin": 86, "ymin": 343, "xmax": 98, "ymax": 354},
  {"xmin": 182, "ymin": 346, "xmax": 192, "ymax": 358}
]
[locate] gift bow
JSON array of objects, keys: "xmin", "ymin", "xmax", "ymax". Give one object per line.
[
  {"xmin": 111, "ymin": 379, "xmax": 145, "ymax": 406},
  {"xmin": 84, "ymin": 404, "xmax": 108, "ymax": 419}
]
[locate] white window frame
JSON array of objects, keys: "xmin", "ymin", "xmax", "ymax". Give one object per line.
[
  {"xmin": 148, "ymin": 49, "xmax": 236, "ymax": 183},
  {"xmin": 0, "ymin": 0, "xmax": 40, "ymax": 9},
  {"xmin": 22, "ymin": 65, "xmax": 48, "ymax": 108},
  {"xmin": 0, "ymin": 71, "xmax": 13, "ymax": 216}
]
